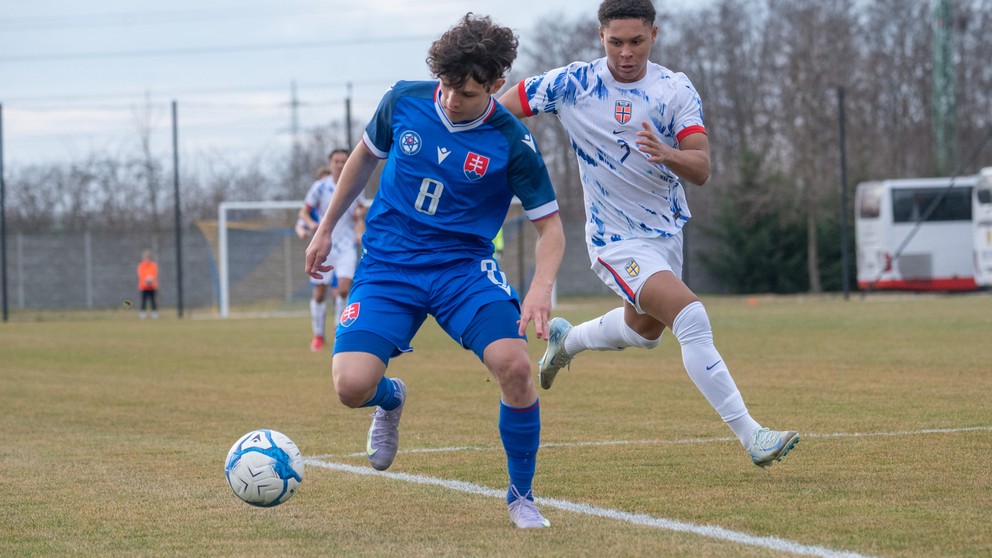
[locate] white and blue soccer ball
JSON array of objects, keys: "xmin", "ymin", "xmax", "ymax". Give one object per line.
[{"xmin": 225, "ymin": 429, "xmax": 304, "ymax": 507}]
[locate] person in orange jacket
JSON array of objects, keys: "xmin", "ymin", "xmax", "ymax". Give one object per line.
[{"xmin": 137, "ymin": 249, "xmax": 159, "ymax": 319}]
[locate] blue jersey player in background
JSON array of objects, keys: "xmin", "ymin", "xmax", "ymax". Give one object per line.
[{"xmin": 305, "ymin": 13, "xmax": 565, "ymax": 529}]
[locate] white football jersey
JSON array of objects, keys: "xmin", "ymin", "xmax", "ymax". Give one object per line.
[
  {"xmin": 303, "ymin": 175, "xmax": 366, "ymax": 251},
  {"xmin": 517, "ymin": 58, "xmax": 706, "ymax": 247}
]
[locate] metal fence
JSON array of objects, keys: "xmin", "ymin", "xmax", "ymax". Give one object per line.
[{"xmin": 0, "ymin": 212, "xmax": 724, "ymax": 316}]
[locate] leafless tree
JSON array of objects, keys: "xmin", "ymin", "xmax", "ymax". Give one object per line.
[
  {"xmin": 132, "ymin": 93, "xmax": 166, "ymax": 231},
  {"xmin": 5, "ymin": 1, "xmax": 991, "ymax": 294},
  {"xmin": 955, "ymin": 0, "xmax": 992, "ymax": 167}
]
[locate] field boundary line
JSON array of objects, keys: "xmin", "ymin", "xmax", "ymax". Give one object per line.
[
  {"xmin": 310, "ymin": 424, "xmax": 992, "ymax": 460},
  {"xmin": 305, "ymin": 458, "xmax": 874, "ymax": 558}
]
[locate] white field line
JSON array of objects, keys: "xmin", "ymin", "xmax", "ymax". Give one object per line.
[
  {"xmin": 309, "ymin": 424, "xmax": 992, "ymax": 460},
  {"xmin": 304, "ymin": 458, "xmax": 874, "ymax": 558}
]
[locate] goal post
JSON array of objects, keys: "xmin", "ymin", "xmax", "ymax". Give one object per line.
[
  {"xmin": 210, "ymin": 198, "xmax": 550, "ymax": 318},
  {"xmin": 217, "ymin": 200, "xmax": 303, "ymax": 318}
]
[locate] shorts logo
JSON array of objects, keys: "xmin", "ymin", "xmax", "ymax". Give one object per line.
[
  {"xmin": 399, "ymin": 131, "xmax": 422, "ymax": 156},
  {"xmin": 615, "ymin": 100, "xmax": 632, "ymax": 124},
  {"xmin": 463, "ymin": 152, "xmax": 490, "ymax": 181},
  {"xmin": 339, "ymin": 302, "xmax": 360, "ymax": 328},
  {"xmin": 624, "ymin": 259, "xmax": 640, "ymax": 277}
]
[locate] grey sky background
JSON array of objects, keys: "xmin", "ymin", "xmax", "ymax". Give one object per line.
[{"xmin": 0, "ymin": 0, "xmax": 608, "ymax": 169}]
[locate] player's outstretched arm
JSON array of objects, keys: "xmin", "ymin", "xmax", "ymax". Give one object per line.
[
  {"xmin": 496, "ymin": 84, "xmax": 529, "ymax": 119},
  {"xmin": 518, "ymin": 214, "xmax": 565, "ymax": 339},
  {"xmin": 305, "ymin": 142, "xmax": 378, "ymax": 279}
]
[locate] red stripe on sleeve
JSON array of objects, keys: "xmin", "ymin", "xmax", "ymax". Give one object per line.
[
  {"xmin": 676, "ymin": 125, "xmax": 707, "ymax": 143},
  {"xmin": 516, "ymin": 80, "xmax": 535, "ymax": 117}
]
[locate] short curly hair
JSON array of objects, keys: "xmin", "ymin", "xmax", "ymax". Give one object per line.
[
  {"xmin": 426, "ymin": 13, "xmax": 518, "ymax": 90},
  {"xmin": 597, "ymin": 0, "xmax": 656, "ymax": 26}
]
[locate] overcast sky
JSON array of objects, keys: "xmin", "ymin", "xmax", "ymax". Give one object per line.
[{"xmin": 0, "ymin": 0, "xmax": 610, "ymax": 169}]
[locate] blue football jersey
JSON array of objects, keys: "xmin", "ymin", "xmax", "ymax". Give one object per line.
[{"xmin": 360, "ymin": 80, "xmax": 559, "ymax": 267}]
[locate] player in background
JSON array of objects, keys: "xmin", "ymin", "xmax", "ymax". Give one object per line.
[
  {"xmin": 498, "ymin": 0, "xmax": 799, "ymax": 468},
  {"xmin": 305, "ymin": 13, "xmax": 565, "ymax": 528},
  {"xmin": 137, "ymin": 249, "xmax": 159, "ymax": 319},
  {"xmin": 296, "ymin": 149, "xmax": 366, "ymax": 352}
]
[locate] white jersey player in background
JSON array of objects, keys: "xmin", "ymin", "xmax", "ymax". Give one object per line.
[
  {"xmin": 296, "ymin": 149, "xmax": 367, "ymax": 351},
  {"xmin": 499, "ymin": 0, "xmax": 799, "ymax": 468}
]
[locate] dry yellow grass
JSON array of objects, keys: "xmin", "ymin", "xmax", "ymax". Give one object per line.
[{"xmin": 1, "ymin": 293, "xmax": 990, "ymax": 556}]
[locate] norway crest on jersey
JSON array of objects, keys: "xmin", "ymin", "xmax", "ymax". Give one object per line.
[
  {"xmin": 624, "ymin": 258, "xmax": 640, "ymax": 277},
  {"xmin": 614, "ymin": 100, "xmax": 632, "ymax": 124},
  {"xmin": 463, "ymin": 152, "xmax": 490, "ymax": 181}
]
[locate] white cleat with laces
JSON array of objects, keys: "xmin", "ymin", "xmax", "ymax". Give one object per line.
[
  {"xmin": 366, "ymin": 379, "xmax": 406, "ymax": 471},
  {"xmin": 507, "ymin": 485, "xmax": 550, "ymax": 529},
  {"xmin": 748, "ymin": 427, "xmax": 799, "ymax": 468}
]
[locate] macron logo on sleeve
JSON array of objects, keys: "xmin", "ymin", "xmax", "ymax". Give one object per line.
[{"xmin": 522, "ymin": 134, "xmax": 536, "ymax": 153}]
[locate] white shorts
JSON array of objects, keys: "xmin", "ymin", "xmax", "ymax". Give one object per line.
[
  {"xmin": 588, "ymin": 234, "xmax": 684, "ymax": 314},
  {"xmin": 311, "ymin": 242, "xmax": 359, "ymax": 286}
]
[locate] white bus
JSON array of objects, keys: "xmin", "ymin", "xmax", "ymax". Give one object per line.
[
  {"xmin": 855, "ymin": 174, "xmax": 979, "ymax": 291},
  {"xmin": 974, "ymin": 167, "xmax": 992, "ymax": 287}
]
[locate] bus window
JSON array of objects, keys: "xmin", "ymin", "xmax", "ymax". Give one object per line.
[
  {"xmin": 978, "ymin": 186, "xmax": 992, "ymax": 205},
  {"xmin": 858, "ymin": 183, "xmax": 882, "ymax": 218},
  {"xmin": 891, "ymin": 187, "xmax": 972, "ymax": 223}
]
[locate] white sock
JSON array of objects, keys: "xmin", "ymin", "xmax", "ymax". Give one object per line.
[
  {"xmin": 310, "ymin": 299, "xmax": 325, "ymax": 337},
  {"xmin": 672, "ymin": 301, "xmax": 758, "ymax": 448},
  {"xmin": 333, "ymin": 296, "xmax": 346, "ymax": 335},
  {"xmin": 728, "ymin": 415, "xmax": 762, "ymax": 449},
  {"xmin": 563, "ymin": 307, "xmax": 662, "ymax": 356}
]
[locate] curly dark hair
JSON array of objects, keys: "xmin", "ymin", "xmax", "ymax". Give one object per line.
[
  {"xmin": 597, "ymin": 0, "xmax": 656, "ymax": 26},
  {"xmin": 426, "ymin": 13, "xmax": 518, "ymax": 90}
]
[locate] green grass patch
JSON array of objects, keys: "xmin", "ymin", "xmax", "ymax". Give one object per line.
[{"xmin": 1, "ymin": 294, "xmax": 990, "ymax": 556}]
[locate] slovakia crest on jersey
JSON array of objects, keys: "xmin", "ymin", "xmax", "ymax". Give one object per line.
[
  {"xmin": 615, "ymin": 100, "xmax": 632, "ymax": 124},
  {"xmin": 339, "ymin": 302, "xmax": 360, "ymax": 328},
  {"xmin": 399, "ymin": 131, "xmax": 422, "ymax": 156},
  {"xmin": 463, "ymin": 152, "xmax": 490, "ymax": 181}
]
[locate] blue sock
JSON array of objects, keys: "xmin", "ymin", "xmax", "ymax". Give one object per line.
[
  {"xmin": 499, "ymin": 399, "xmax": 540, "ymax": 503},
  {"xmin": 360, "ymin": 377, "xmax": 401, "ymax": 410}
]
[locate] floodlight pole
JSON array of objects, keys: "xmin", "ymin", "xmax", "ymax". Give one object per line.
[
  {"xmin": 172, "ymin": 100, "xmax": 184, "ymax": 318},
  {"xmin": 0, "ymin": 103, "xmax": 8, "ymax": 322},
  {"xmin": 345, "ymin": 82, "xmax": 354, "ymax": 148},
  {"xmin": 836, "ymin": 87, "xmax": 851, "ymax": 300}
]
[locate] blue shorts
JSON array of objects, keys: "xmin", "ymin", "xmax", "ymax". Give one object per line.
[{"xmin": 332, "ymin": 257, "xmax": 524, "ymax": 364}]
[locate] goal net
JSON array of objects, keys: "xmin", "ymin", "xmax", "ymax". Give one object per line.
[
  {"xmin": 198, "ymin": 201, "xmax": 311, "ymax": 317},
  {"xmin": 199, "ymin": 199, "xmax": 547, "ymax": 318}
]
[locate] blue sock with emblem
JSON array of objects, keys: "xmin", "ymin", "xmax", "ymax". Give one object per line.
[
  {"xmin": 360, "ymin": 377, "xmax": 402, "ymax": 411},
  {"xmin": 499, "ymin": 399, "xmax": 540, "ymax": 503}
]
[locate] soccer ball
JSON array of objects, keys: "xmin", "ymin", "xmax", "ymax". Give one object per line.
[{"xmin": 225, "ymin": 429, "xmax": 304, "ymax": 507}]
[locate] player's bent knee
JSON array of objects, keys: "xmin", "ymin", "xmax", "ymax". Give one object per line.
[
  {"xmin": 486, "ymin": 350, "xmax": 532, "ymax": 385},
  {"xmin": 333, "ymin": 386, "xmax": 367, "ymax": 409},
  {"xmin": 634, "ymin": 332, "xmax": 663, "ymax": 350},
  {"xmin": 623, "ymin": 323, "xmax": 663, "ymax": 349},
  {"xmin": 505, "ymin": 357, "xmax": 533, "ymax": 384},
  {"xmin": 332, "ymin": 372, "xmax": 375, "ymax": 408}
]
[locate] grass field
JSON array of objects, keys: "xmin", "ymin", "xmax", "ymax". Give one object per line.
[{"xmin": 2, "ymin": 294, "xmax": 990, "ymax": 557}]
